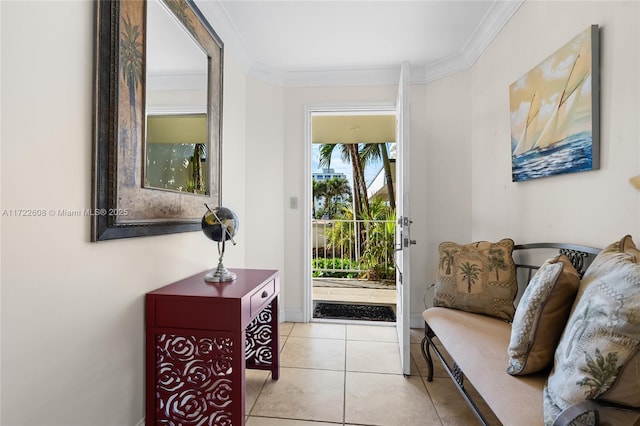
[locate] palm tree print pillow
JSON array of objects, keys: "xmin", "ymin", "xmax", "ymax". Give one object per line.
[
  {"xmin": 434, "ymin": 239, "xmax": 517, "ymax": 321},
  {"xmin": 543, "ymin": 235, "xmax": 640, "ymax": 426}
]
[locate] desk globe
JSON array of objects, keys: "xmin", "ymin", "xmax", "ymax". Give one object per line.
[{"xmin": 201, "ymin": 205, "xmax": 239, "ymax": 282}]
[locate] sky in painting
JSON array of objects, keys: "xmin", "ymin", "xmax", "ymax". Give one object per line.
[{"xmin": 509, "ymin": 26, "xmax": 594, "ymax": 152}]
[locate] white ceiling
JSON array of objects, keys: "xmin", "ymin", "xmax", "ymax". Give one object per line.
[{"xmin": 194, "ymin": 0, "xmax": 524, "ymax": 86}]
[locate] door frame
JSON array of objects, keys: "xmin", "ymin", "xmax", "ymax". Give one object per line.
[{"xmin": 303, "ymin": 103, "xmax": 398, "ymax": 322}]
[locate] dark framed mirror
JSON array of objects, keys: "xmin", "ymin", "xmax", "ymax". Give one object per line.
[{"xmin": 92, "ymin": 0, "xmax": 223, "ymax": 241}]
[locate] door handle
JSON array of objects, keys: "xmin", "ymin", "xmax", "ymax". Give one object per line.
[{"xmin": 403, "ymin": 237, "xmax": 417, "ymax": 247}]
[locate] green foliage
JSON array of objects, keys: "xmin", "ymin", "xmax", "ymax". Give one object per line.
[
  {"xmin": 325, "ymin": 228, "xmax": 354, "ymax": 257},
  {"xmin": 357, "ymin": 200, "xmax": 396, "ymax": 280},
  {"xmin": 312, "ymin": 258, "xmax": 361, "ymax": 278},
  {"xmin": 318, "ymin": 143, "xmax": 370, "ymax": 220},
  {"xmin": 312, "ymin": 141, "xmax": 397, "ymax": 282},
  {"xmin": 315, "ymin": 199, "xmax": 396, "ymax": 281},
  {"xmin": 313, "ymin": 176, "xmax": 352, "ymax": 219}
]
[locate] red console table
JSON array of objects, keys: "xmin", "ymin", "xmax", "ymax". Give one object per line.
[{"xmin": 145, "ymin": 268, "xmax": 280, "ymax": 425}]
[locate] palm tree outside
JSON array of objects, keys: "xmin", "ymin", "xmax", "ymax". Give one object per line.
[
  {"xmin": 360, "ymin": 143, "xmax": 396, "ymax": 211},
  {"xmin": 318, "ymin": 143, "xmax": 371, "ymax": 220},
  {"xmin": 312, "ymin": 179, "xmax": 328, "ymax": 219},
  {"xmin": 325, "ymin": 176, "xmax": 351, "ymax": 218},
  {"xmin": 310, "ymin": 115, "xmax": 398, "ymax": 320},
  {"xmin": 313, "ymin": 142, "xmax": 396, "ymax": 281}
]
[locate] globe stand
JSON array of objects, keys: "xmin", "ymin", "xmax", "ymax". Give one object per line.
[{"xmin": 205, "ymin": 240, "xmax": 237, "ymax": 282}]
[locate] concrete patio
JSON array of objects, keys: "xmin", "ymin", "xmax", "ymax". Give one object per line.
[{"xmin": 312, "ymin": 278, "xmax": 396, "ymax": 306}]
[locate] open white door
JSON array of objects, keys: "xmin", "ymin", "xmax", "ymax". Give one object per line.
[{"xmin": 395, "ymin": 61, "xmax": 412, "ymax": 376}]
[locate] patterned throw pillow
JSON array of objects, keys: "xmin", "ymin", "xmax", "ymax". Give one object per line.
[
  {"xmin": 543, "ymin": 235, "xmax": 640, "ymax": 426},
  {"xmin": 507, "ymin": 255, "xmax": 580, "ymax": 375},
  {"xmin": 434, "ymin": 238, "xmax": 517, "ymax": 321}
]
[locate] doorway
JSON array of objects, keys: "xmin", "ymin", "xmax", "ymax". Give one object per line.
[
  {"xmin": 302, "ymin": 62, "xmax": 411, "ymax": 376},
  {"xmin": 306, "ymin": 108, "xmax": 398, "ymax": 323}
]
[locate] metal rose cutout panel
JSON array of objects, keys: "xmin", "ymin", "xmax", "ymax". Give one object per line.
[
  {"xmin": 156, "ymin": 334, "xmax": 234, "ymax": 425},
  {"xmin": 245, "ymin": 301, "xmax": 274, "ymax": 366}
]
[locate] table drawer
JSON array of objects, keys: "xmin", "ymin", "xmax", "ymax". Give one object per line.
[
  {"xmin": 152, "ymin": 299, "xmax": 234, "ymax": 330},
  {"xmin": 250, "ymin": 279, "xmax": 275, "ymax": 316}
]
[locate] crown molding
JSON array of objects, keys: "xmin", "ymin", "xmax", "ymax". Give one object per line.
[
  {"xmin": 196, "ymin": 0, "xmax": 524, "ymax": 87},
  {"xmin": 423, "ymin": 0, "xmax": 524, "ymax": 83},
  {"xmin": 276, "ymin": 64, "xmax": 428, "ymax": 87},
  {"xmin": 194, "ymin": 0, "xmax": 253, "ymax": 73},
  {"xmin": 462, "ymin": 0, "xmax": 524, "ymax": 65}
]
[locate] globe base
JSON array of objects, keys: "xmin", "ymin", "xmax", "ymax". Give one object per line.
[{"xmin": 205, "ymin": 263, "xmax": 237, "ymax": 282}]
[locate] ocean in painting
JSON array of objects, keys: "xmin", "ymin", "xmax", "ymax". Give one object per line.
[{"xmin": 511, "ymin": 131, "xmax": 593, "ymax": 182}]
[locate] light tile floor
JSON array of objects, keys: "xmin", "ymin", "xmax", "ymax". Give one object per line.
[{"xmin": 245, "ymin": 322, "xmax": 501, "ymax": 426}]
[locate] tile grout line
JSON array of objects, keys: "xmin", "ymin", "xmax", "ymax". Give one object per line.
[
  {"xmin": 261, "ymin": 323, "xmax": 460, "ymax": 426},
  {"xmin": 246, "ymin": 327, "xmax": 287, "ymax": 422},
  {"xmin": 411, "ymin": 346, "xmax": 446, "ymax": 426},
  {"xmin": 343, "ymin": 326, "xmax": 348, "ymax": 426}
]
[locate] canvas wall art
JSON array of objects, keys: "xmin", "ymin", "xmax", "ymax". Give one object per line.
[{"xmin": 510, "ymin": 25, "xmax": 600, "ymax": 182}]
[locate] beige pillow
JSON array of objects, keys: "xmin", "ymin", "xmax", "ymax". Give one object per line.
[
  {"xmin": 507, "ymin": 255, "xmax": 580, "ymax": 375},
  {"xmin": 434, "ymin": 238, "xmax": 517, "ymax": 321},
  {"xmin": 543, "ymin": 235, "xmax": 640, "ymax": 426}
]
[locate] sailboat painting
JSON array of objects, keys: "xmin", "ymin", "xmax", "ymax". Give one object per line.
[{"xmin": 510, "ymin": 25, "xmax": 600, "ymax": 182}]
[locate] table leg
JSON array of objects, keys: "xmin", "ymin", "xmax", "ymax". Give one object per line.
[
  {"xmin": 270, "ymin": 297, "xmax": 280, "ymax": 379},
  {"xmin": 245, "ymin": 297, "xmax": 280, "ymax": 380},
  {"xmin": 148, "ymin": 330, "xmax": 244, "ymax": 425}
]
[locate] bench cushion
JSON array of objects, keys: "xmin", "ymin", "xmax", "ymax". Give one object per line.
[{"xmin": 424, "ymin": 307, "xmax": 546, "ymax": 425}]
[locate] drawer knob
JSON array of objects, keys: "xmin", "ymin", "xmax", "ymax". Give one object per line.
[{"xmin": 261, "ymin": 290, "xmax": 268, "ymax": 298}]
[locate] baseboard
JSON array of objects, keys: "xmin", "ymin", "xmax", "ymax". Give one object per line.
[
  {"xmin": 410, "ymin": 313, "xmax": 425, "ymax": 329},
  {"xmin": 282, "ymin": 309, "xmax": 304, "ymax": 323}
]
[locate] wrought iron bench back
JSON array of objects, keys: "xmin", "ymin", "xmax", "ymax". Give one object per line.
[{"xmin": 513, "ymin": 243, "xmax": 601, "ymax": 289}]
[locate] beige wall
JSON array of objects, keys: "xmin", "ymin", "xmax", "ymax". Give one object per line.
[
  {"xmin": 417, "ymin": 0, "xmax": 640, "ymax": 301},
  {"xmin": 1, "ymin": 1, "xmax": 249, "ymax": 424},
  {"xmin": 468, "ymin": 0, "xmax": 640, "ymax": 245},
  {"xmin": 244, "ymin": 78, "xmax": 286, "ymax": 276},
  {"xmin": 421, "ymin": 70, "xmax": 474, "ymax": 300}
]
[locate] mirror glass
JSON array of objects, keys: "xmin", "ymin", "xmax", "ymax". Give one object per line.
[{"xmin": 145, "ymin": 0, "xmax": 209, "ymax": 195}]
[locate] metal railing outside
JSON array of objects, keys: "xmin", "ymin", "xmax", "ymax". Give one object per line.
[{"xmin": 312, "ymin": 219, "xmax": 396, "ymax": 277}]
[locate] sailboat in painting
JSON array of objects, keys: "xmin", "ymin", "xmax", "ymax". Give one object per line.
[
  {"xmin": 513, "ymin": 91, "xmax": 540, "ymax": 157},
  {"xmin": 532, "ymin": 53, "xmax": 588, "ymax": 152},
  {"xmin": 510, "ymin": 25, "xmax": 599, "ymax": 182}
]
